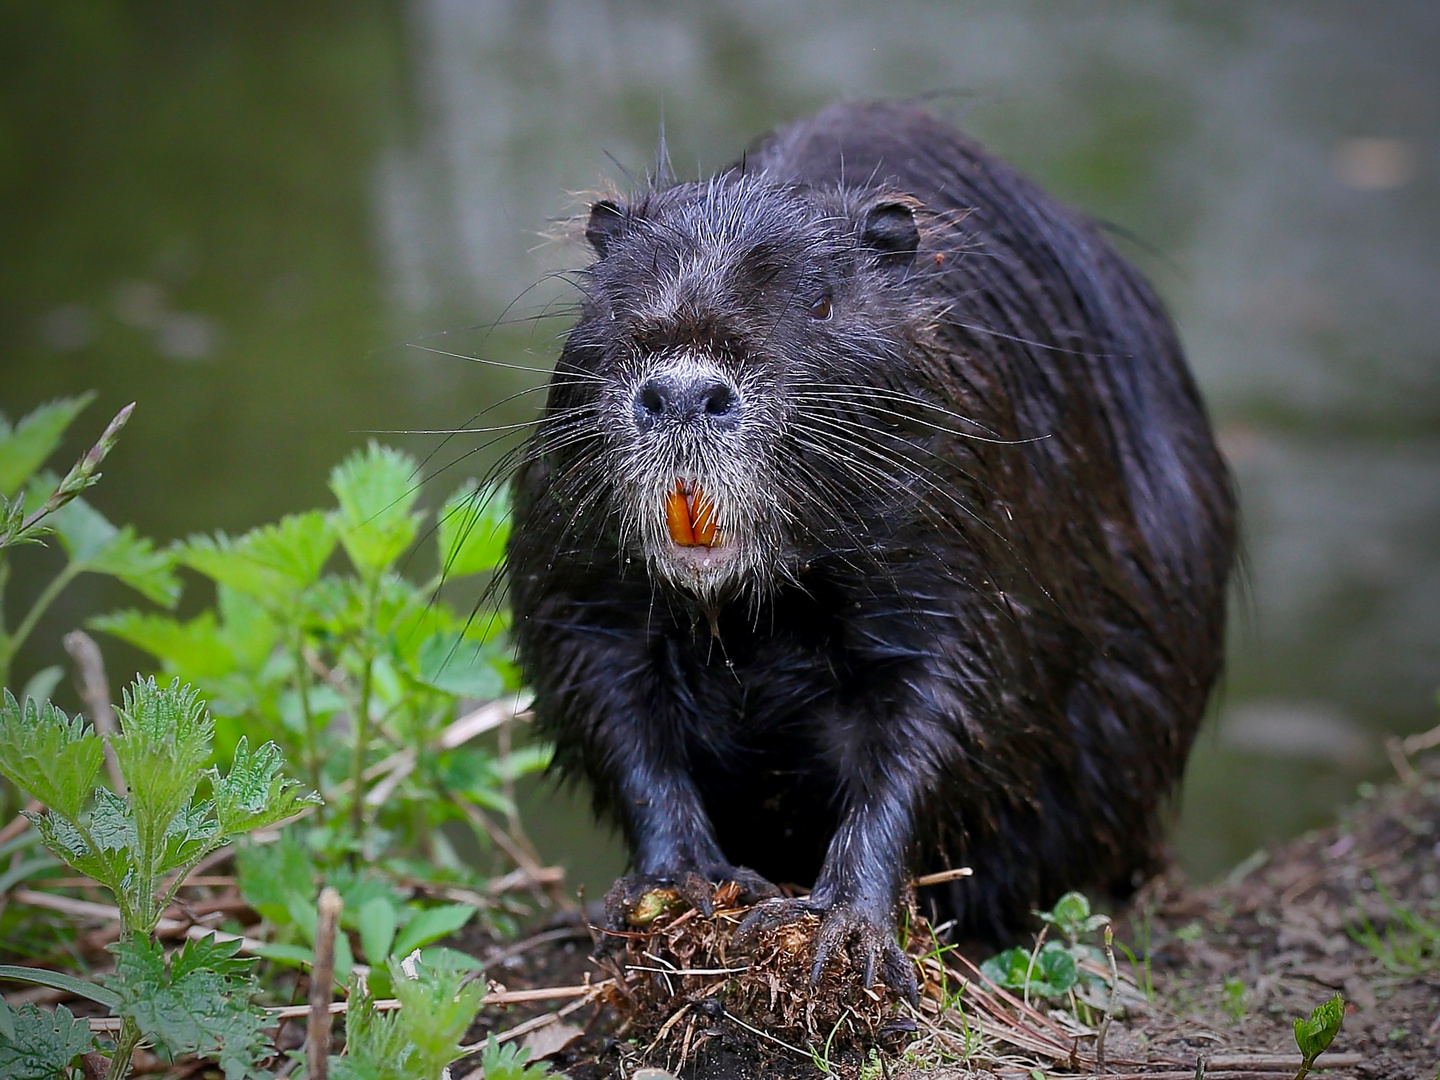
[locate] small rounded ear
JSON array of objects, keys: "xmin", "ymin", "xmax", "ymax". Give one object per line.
[
  {"xmin": 585, "ymin": 200, "xmax": 628, "ymax": 258},
  {"xmin": 861, "ymin": 201, "xmax": 919, "ymax": 271}
]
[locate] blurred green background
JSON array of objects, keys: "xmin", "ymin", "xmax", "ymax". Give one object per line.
[{"xmin": 3, "ymin": 0, "xmax": 1437, "ymax": 894}]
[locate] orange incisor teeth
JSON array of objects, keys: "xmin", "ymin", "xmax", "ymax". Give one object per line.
[{"xmin": 665, "ymin": 480, "xmax": 720, "ymax": 548}]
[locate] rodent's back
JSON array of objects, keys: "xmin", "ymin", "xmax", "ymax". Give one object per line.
[{"xmin": 748, "ymin": 101, "xmax": 1233, "ymax": 619}]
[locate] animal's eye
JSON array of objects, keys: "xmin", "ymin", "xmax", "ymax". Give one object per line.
[{"xmin": 808, "ymin": 293, "xmax": 833, "ymax": 320}]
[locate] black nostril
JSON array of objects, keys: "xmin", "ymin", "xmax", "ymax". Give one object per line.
[
  {"xmin": 703, "ymin": 383, "xmax": 736, "ymax": 417},
  {"xmin": 639, "ymin": 381, "xmax": 666, "ymax": 417}
]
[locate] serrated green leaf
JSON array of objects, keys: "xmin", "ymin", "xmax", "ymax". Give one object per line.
[
  {"xmin": 235, "ymin": 833, "xmax": 316, "ymax": 926},
  {"xmin": 0, "ymin": 1001, "xmax": 95, "ymax": 1080},
  {"xmin": 178, "ymin": 511, "xmax": 336, "ymax": 610},
  {"xmin": 106, "ymin": 934, "xmax": 270, "ymax": 1080},
  {"xmin": 210, "ymin": 737, "xmax": 319, "ymax": 836},
  {"xmin": 93, "ymin": 583, "xmax": 281, "ymax": 683},
  {"xmin": 1294, "ymin": 991, "xmax": 1345, "ymax": 1061},
  {"xmin": 0, "ymin": 691, "xmax": 103, "ymax": 819},
  {"xmin": 330, "ymin": 443, "xmax": 421, "ymax": 576},
  {"xmin": 91, "ymin": 608, "xmax": 234, "ymax": 678},
  {"xmin": 153, "ymin": 798, "xmax": 221, "ymax": 877},
  {"xmin": 480, "ymin": 1034, "xmax": 555, "ymax": 1080},
  {"xmin": 358, "ymin": 896, "xmax": 398, "ymax": 963},
  {"xmin": 87, "ymin": 526, "xmax": 181, "ymax": 607},
  {"xmin": 0, "ymin": 393, "xmax": 94, "ymax": 498},
  {"xmin": 392, "ymin": 903, "xmax": 475, "ymax": 960},
  {"xmin": 438, "ymin": 482, "xmax": 511, "ymax": 578},
  {"xmin": 411, "ymin": 632, "xmax": 504, "ymax": 700},
  {"xmin": 110, "ymin": 678, "xmax": 212, "ymax": 868},
  {"xmin": 331, "ymin": 952, "xmax": 485, "ymax": 1080},
  {"xmin": 46, "ymin": 496, "xmax": 181, "ymax": 606}
]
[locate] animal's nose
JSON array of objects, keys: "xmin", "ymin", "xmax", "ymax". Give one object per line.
[{"xmin": 634, "ymin": 371, "xmax": 742, "ymax": 431}]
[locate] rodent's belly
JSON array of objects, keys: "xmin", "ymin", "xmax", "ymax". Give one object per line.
[{"xmin": 694, "ymin": 738, "xmax": 841, "ymax": 888}]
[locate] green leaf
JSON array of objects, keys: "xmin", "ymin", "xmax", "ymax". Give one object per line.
[
  {"xmin": 49, "ymin": 496, "xmax": 181, "ymax": 606},
  {"xmin": 417, "ymin": 946, "xmax": 485, "ymax": 974},
  {"xmin": 251, "ymin": 942, "xmax": 315, "ymax": 968},
  {"xmin": 18, "ymin": 666, "xmax": 64, "ymax": 710},
  {"xmin": 495, "ymin": 742, "xmax": 554, "ymax": 781},
  {"xmin": 106, "ymin": 933, "xmax": 271, "ymax": 1080},
  {"xmin": 178, "ymin": 511, "xmax": 337, "ymax": 610},
  {"xmin": 209, "ymin": 736, "xmax": 319, "ymax": 836},
  {"xmin": 0, "ymin": 691, "xmax": 104, "ymax": 819},
  {"xmin": 391, "ymin": 903, "xmax": 476, "ymax": 960},
  {"xmin": 0, "ymin": 393, "xmax": 94, "ymax": 498},
  {"xmin": 479, "ymin": 1034, "xmax": 554, "ymax": 1080},
  {"xmin": 412, "ymin": 631, "xmax": 504, "ymax": 700},
  {"xmin": 437, "ymin": 482, "xmax": 511, "ymax": 578},
  {"xmin": 1294, "ymin": 992, "xmax": 1345, "ymax": 1062},
  {"xmin": 358, "ymin": 896, "xmax": 398, "ymax": 963},
  {"xmin": 979, "ymin": 941, "xmax": 1078, "ymax": 998},
  {"xmin": 109, "ymin": 678, "xmax": 212, "ymax": 865},
  {"xmin": 93, "ymin": 585, "xmax": 280, "ymax": 681},
  {"xmin": 330, "ymin": 443, "xmax": 421, "ymax": 577},
  {"xmin": 0, "ymin": 1002, "xmax": 95, "ymax": 1080},
  {"xmin": 91, "ymin": 608, "xmax": 236, "ymax": 679},
  {"xmin": 235, "ymin": 833, "xmax": 316, "ymax": 926},
  {"xmin": 0, "ymin": 965, "xmax": 122, "ymax": 1008}
]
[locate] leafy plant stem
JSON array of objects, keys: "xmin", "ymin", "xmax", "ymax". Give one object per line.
[
  {"xmin": 2, "ymin": 561, "xmax": 80, "ymax": 687},
  {"xmin": 104, "ymin": 1015, "xmax": 142, "ymax": 1080},
  {"xmin": 292, "ymin": 632, "xmax": 324, "ymax": 823},
  {"xmin": 349, "ymin": 576, "xmax": 380, "ymax": 847}
]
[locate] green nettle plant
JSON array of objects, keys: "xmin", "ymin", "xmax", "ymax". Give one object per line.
[
  {"xmin": 92, "ymin": 441, "xmax": 548, "ymax": 878},
  {"xmin": 0, "ymin": 394, "xmax": 178, "ymax": 698},
  {"xmin": 328, "ymin": 953, "xmax": 493, "ymax": 1080},
  {"xmin": 234, "ymin": 831, "xmax": 483, "ymax": 993},
  {"xmin": 0, "ymin": 678, "xmax": 318, "ymax": 1080}
]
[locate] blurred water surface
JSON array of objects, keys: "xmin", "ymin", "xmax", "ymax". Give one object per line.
[{"xmin": 3, "ymin": 1, "xmax": 1437, "ymax": 890}]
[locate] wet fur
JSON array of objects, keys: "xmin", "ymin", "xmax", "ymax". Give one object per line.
[{"xmin": 507, "ymin": 101, "xmax": 1236, "ymax": 946}]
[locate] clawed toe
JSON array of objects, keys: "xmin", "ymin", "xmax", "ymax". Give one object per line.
[
  {"xmin": 733, "ymin": 896, "xmax": 918, "ymax": 1005},
  {"xmin": 732, "ymin": 896, "xmax": 818, "ymax": 950}
]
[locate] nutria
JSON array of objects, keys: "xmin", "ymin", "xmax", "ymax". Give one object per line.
[{"xmin": 506, "ymin": 100, "xmax": 1236, "ymax": 1001}]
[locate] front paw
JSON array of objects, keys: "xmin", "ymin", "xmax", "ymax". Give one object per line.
[
  {"xmin": 734, "ymin": 896, "xmax": 918, "ymax": 1005},
  {"xmin": 604, "ymin": 863, "xmax": 778, "ymax": 928}
]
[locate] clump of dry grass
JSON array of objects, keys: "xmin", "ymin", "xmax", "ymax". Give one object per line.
[{"xmin": 589, "ymin": 882, "xmax": 1159, "ymax": 1076}]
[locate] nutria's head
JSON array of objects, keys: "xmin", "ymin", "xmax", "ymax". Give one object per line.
[{"xmin": 537, "ymin": 174, "xmax": 929, "ymax": 607}]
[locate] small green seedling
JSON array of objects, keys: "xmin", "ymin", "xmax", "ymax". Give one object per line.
[
  {"xmin": 328, "ymin": 952, "xmax": 489, "ymax": 1080},
  {"xmin": 1291, "ymin": 993, "xmax": 1344, "ymax": 1080},
  {"xmin": 478, "ymin": 1035, "xmax": 556, "ymax": 1080},
  {"xmin": 980, "ymin": 941, "xmax": 1078, "ymax": 1000},
  {"xmin": 1036, "ymin": 891, "xmax": 1110, "ymax": 949},
  {"xmin": 1221, "ymin": 976, "xmax": 1248, "ymax": 1023}
]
